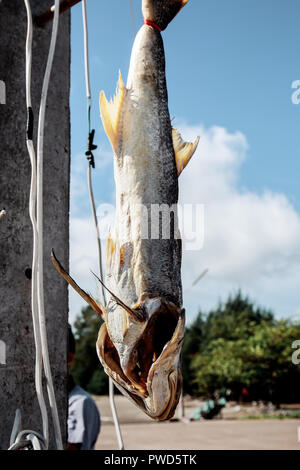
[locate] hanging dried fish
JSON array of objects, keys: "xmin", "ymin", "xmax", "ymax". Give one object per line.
[{"xmin": 52, "ymin": 0, "xmax": 199, "ymax": 420}]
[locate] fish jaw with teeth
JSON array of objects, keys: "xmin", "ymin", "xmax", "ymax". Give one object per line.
[
  {"xmin": 50, "ymin": 250, "xmax": 185, "ymax": 420},
  {"xmin": 96, "ymin": 298, "xmax": 185, "ymax": 420}
]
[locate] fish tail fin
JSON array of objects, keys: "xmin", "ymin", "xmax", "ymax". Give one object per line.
[{"xmin": 142, "ymin": 0, "xmax": 189, "ymax": 31}]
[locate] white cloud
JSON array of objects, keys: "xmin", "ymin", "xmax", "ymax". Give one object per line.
[
  {"xmin": 69, "ymin": 124, "xmax": 300, "ymax": 324},
  {"xmin": 69, "ymin": 146, "xmax": 114, "ymax": 323},
  {"xmin": 69, "ymin": 216, "xmax": 107, "ymax": 324},
  {"xmin": 178, "ymin": 124, "xmax": 300, "ymax": 322},
  {"xmin": 70, "ymin": 148, "xmax": 113, "ymax": 216}
]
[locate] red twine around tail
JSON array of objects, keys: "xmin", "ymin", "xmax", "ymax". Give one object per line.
[{"xmin": 144, "ymin": 19, "xmax": 162, "ymax": 32}]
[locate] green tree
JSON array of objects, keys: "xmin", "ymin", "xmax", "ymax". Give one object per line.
[
  {"xmin": 182, "ymin": 291, "xmax": 273, "ymax": 394},
  {"xmin": 246, "ymin": 320, "xmax": 300, "ymax": 404},
  {"xmin": 181, "ymin": 312, "xmax": 205, "ymax": 394},
  {"xmin": 70, "ymin": 305, "xmax": 109, "ymax": 395},
  {"xmin": 182, "ymin": 291, "xmax": 300, "ymax": 403},
  {"xmin": 200, "ymin": 290, "xmax": 274, "ymax": 347}
]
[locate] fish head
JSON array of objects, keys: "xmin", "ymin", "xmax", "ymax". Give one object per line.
[
  {"xmin": 96, "ymin": 298, "xmax": 185, "ymax": 420},
  {"xmin": 50, "ymin": 250, "xmax": 184, "ymax": 420}
]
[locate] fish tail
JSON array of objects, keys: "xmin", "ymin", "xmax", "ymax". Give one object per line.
[{"xmin": 142, "ymin": 0, "xmax": 189, "ymax": 31}]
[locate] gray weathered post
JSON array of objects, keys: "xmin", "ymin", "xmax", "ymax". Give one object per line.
[{"xmin": 0, "ymin": 0, "xmax": 70, "ymax": 449}]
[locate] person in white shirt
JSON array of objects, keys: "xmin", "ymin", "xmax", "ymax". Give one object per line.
[{"xmin": 67, "ymin": 325, "xmax": 101, "ymax": 450}]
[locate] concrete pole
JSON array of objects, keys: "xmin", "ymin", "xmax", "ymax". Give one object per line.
[{"xmin": 0, "ymin": 0, "xmax": 70, "ymax": 449}]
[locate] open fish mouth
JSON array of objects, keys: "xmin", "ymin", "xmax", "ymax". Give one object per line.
[
  {"xmin": 105, "ymin": 365, "xmax": 182, "ymax": 421},
  {"xmin": 115, "ymin": 367, "xmax": 182, "ymax": 421},
  {"xmin": 96, "ymin": 305, "xmax": 185, "ymax": 420}
]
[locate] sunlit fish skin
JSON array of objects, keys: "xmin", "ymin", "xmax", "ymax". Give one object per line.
[
  {"xmin": 52, "ymin": 0, "xmax": 199, "ymax": 421},
  {"xmin": 97, "ymin": 0, "xmax": 199, "ymax": 420}
]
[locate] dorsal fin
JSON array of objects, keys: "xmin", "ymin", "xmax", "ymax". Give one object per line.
[
  {"xmin": 172, "ymin": 128, "xmax": 200, "ymax": 175},
  {"xmin": 100, "ymin": 71, "xmax": 127, "ymax": 154}
]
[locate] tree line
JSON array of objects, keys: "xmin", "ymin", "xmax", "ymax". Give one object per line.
[{"xmin": 71, "ymin": 291, "xmax": 300, "ymax": 404}]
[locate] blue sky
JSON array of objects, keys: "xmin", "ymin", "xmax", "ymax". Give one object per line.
[{"xmin": 69, "ymin": 0, "xmax": 300, "ymax": 324}]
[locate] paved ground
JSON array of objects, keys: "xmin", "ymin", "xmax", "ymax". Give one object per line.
[{"xmin": 94, "ymin": 395, "xmax": 300, "ymax": 450}]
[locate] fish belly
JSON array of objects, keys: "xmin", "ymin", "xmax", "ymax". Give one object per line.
[{"xmin": 107, "ymin": 25, "xmax": 182, "ymax": 310}]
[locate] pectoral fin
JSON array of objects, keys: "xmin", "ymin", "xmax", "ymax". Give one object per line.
[
  {"xmin": 100, "ymin": 71, "xmax": 127, "ymax": 154},
  {"xmin": 91, "ymin": 271, "xmax": 145, "ymax": 323},
  {"xmin": 172, "ymin": 128, "xmax": 200, "ymax": 176},
  {"xmin": 51, "ymin": 249, "xmax": 103, "ymax": 317}
]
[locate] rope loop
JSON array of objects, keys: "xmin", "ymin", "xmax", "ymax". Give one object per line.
[{"xmin": 144, "ymin": 19, "xmax": 162, "ymax": 33}]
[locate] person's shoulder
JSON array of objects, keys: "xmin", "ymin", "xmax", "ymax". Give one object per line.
[
  {"xmin": 69, "ymin": 385, "xmax": 91, "ymax": 407},
  {"xmin": 70, "ymin": 385, "xmax": 91, "ymax": 398},
  {"xmin": 70, "ymin": 386, "xmax": 99, "ymax": 409}
]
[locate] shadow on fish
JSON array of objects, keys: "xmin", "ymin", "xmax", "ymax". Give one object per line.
[{"xmin": 52, "ymin": 0, "xmax": 199, "ymax": 421}]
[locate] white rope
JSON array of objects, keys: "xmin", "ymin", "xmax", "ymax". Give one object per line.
[
  {"xmin": 23, "ymin": 0, "xmax": 50, "ymax": 448},
  {"xmin": 15, "ymin": 429, "xmax": 46, "ymax": 449},
  {"xmin": 36, "ymin": 0, "xmax": 63, "ymax": 450},
  {"xmin": 9, "ymin": 410, "xmax": 46, "ymax": 450},
  {"xmin": 8, "ymin": 425, "xmax": 46, "ymax": 450},
  {"xmin": 87, "ymin": 165, "xmax": 106, "ymax": 306},
  {"xmin": 9, "ymin": 409, "xmax": 22, "ymax": 447},
  {"xmin": 27, "ymin": 433, "xmax": 43, "ymax": 450},
  {"xmin": 129, "ymin": 0, "xmax": 136, "ymax": 36},
  {"xmin": 81, "ymin": 0, "xmax": 91, "ymax": 100},
  {"xmin": 81, "ymin": 0, "xmax": 124, "ymax": 451},
  {"xmin": 13, "ymin": 0, "xmax": 63, "ymax": 451},
  {"xmin": 109, "ymin": 378, "xmax": 124, "ymax": 450}
]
